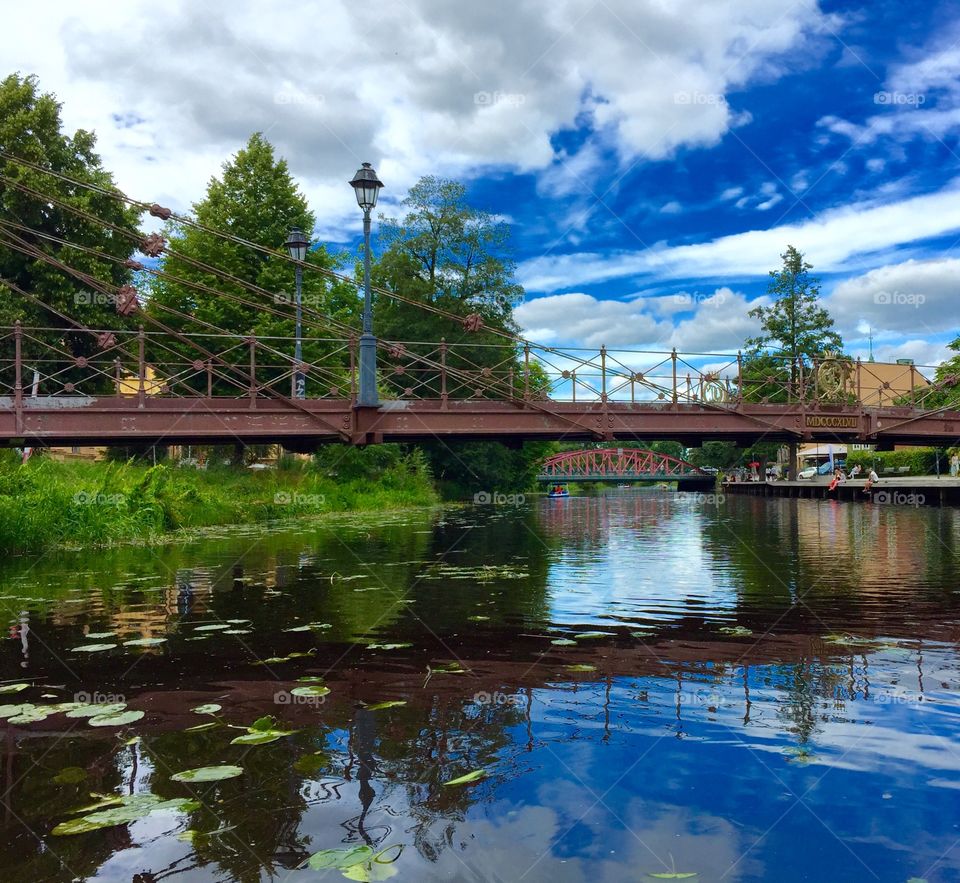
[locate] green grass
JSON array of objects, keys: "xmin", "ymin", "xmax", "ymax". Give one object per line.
[{"xmin": 0, "ymin": 451, "xmax": 437, "ymax": 554}]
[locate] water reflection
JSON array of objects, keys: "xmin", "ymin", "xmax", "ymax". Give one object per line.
[{"xmin": 0, "ymin": 496, "xmax": 957, "ymax": 881}]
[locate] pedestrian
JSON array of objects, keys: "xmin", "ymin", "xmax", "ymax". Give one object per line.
[
  {"xmin": 951, "ymin": 453, "xmax": 959, "ymax": 477},
  {"xmin": 864, "ymin": 468, "xmax": 879, "ymax": 492}
]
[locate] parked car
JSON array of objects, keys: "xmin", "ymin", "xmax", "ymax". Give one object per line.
[{"xmin": 798, "ymin": 460, "xmax": 845, "ymax": 480}]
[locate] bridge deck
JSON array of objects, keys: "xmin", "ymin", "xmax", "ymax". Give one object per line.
[{"xmin": 2, "ymin": 396, "xmax": 960, "ymax": 448}]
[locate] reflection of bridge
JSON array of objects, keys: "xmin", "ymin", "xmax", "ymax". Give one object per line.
[{"xmin": 538, "ymin": 448, "xmax": 711, "ymax": 484}]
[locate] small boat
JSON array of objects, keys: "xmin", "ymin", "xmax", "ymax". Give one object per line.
[{"xmin": 548, "ymin": 484, "xmax": 570, "ymax": 498}]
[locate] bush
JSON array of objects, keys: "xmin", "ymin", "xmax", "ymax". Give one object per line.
[{"xmin": 845, "ymin": 448, "xmax": 945, "ymax": 476}]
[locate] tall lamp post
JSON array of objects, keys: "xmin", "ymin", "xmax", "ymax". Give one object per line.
[
  {"xmin": 349, "ymin": 162, "xmax": 384, "ymax": 407},
  {"xmin": 285, "ymin": 227, "xmax": 309, "ymax": 399}
]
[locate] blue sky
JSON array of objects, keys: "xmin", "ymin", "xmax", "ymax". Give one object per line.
[{"xmin": 5, "ymin": 0, "xmax": 960, "ymax": 367}]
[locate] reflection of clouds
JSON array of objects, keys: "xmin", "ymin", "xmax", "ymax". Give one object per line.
[{"xmin": 428, "ymin": 799, "xmax": 756, "ymax": 882}]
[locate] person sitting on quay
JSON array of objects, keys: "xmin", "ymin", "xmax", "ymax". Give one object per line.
[
  {"xmin": 863, "ymin": 468, "xmax": 880, "ymax": 492},
  {"xmin": 849, "ymin": 464, "xmax": 862, "ymax": 479}
]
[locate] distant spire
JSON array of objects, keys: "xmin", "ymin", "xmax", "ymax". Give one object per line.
[{"xmin": 867, "ymin": 326, "xmax": 875, "ymax": 362}]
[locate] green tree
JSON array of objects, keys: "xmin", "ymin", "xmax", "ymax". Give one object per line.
[
  {"xmin": 743, "ymin": 246, "xmax": 843, "ymax": 477},
  {"xmin": 0, "ymin": 73, "xmax": 142, "ymax": 389},
  {"xmin": 147, "ymin": 133, "xmax": 359, "ymax": 395},
  {"xmin": 372, "ymin": 176, "xmax": 540, "ymax": 495}
]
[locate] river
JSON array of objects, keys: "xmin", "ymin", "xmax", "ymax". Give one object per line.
[{"xmin": 0, "ymin": 491, "xmax": 958, "ymax": 882}]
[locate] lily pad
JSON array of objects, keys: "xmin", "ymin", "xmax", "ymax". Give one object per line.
[
  {"xmin": 52, "ymin": 794, "xmax": 199, "ymax": 836},
  {"xmin": 308, "ymin": 846, "xmax": 375, "ymax": 871},
  {"xmin": 551, "ymin": 638, "xmax": 577, "ymax": 646},
  {"xmin": 564, "ymin": 664, "xmax": 597, "ymax": 672},
  {"xmin": 184, "ymin": 721, "xmax": 220, "ymax": 733},
  {"xmin": 84, "ymin": 631, "xmax": 116, "ymax": 639},
  {"xmin": 573, "ymin": 632, "xmax": 609, "ymax": 640},
  {"xmin": 171, "ymin": 765, "xmax": 243, "ymax": 783},
  {"xmin": 0, "ymin": 703, "xmax": 33, "ymax": 719},
  {"xmin": 70, "ymin": 643, "xmax": 117, "ymax": 653},
  {"xmin": 442, "ymin": 769, "xmax": 486, "ymax": 787},
  {"xmin": 66, "ymin": 703, "xmax": 127, "ymax": 719},
  {"xmin": 290, "ymin": 685, "xmax": 330, "ymax": 698},
  {"xmin": 366, "ymin": 643, "xmax": 412, "ymax": 650},
  {"xmin": 230, "ymin": 730, "xmax": 288, "ymax": 746},
  {"xmin": 89, "ymin": 710, "xmax": 145, "ymax": 727},
  {"xmin": 190, "ymin": 704, "xmax": 222, "ymax": 715},
  {"xmin": 9, "ymin": 707, "xmax": 52, "ymax": 724},
  {"xmin": 223, "ymin": 629, "xmax": 252, "ymax": 635},
  {"xmin": 123, "ymin": 638, "xmax": 167, "ymax": 647},
  {"xmin": 194, "ymin": 624, "xmax": 229, "ymax": 632},
  {"xmin": 363, "ymin": 700, "xmax": 406, "ymax": 711},
  {"xmin": 293, "ymin": 752, "xmax": 329, "ymax": 775},
  {"xmin": 53, "ymin": 766, "xmax": 88, "ymax": 784},
  {"xmin": 0, "ymin": 683, "xmax": 29, "ymax": 694},
  {"xmin": 467, "ymin": 615, "xmax": 490, "ymax": 622}
]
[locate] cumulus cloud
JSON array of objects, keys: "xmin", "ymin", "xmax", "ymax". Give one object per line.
[
  {"xmin": 826, "ymin": 257, "xmax": 960, "ymax": 336},
  {"xmin": 515, "ymin": 287, "xmax": 761, "ymax": 351},
  {"xmin": 0, "ymin": 0, "xmax": 833, "ymax": 229}
]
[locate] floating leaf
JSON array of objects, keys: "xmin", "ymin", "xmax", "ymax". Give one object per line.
[
  {"xmin": 171, "ymin": 765, "xmax": 243, "ymax": 783},
  {"xmin": 52, "ymin": 794, "xmax": 199, "ymax": 835},
  {"xmin": 70, "ymin": 643, "xmax": 117, "ymax": 653},
  {"xmin": 718, "ymin": 626, "xmax": 753, "ymax": 637},
  {"xmin": 230, "ymin": 730, "xmax": 292, "ymax": 746},
  {"xmin": 290, "ymin": 685, "xmax": 330, "ymax": 698},
  {"xmin": 442, "ymin": 769, "xmax": 486, "ymax": 786},
  {"xmin": 564, "ymin": 664, "xmax": 597, "ymax": 672},
  {"xmin": 293, "ymin": 752, "xmax": 328, "ymax": 775},
  {"xmin": 84, "ymin": 631, "xmax": 116, "ymax": 639},
  {"xmin": 308, "ymin": 846, "xmax": 376, "ymax": 871},
  {"xmin": 123, "ymin": 637, "xmax": 167, "ymax": 647},
  {"xmin": 364, "ymin": 701, "xmax": 406, "ymax": 711},
  {"xmin": 66, "ymin": 703, "xmax": 127, "ymax": 718},
  {"xmin": 89, "ymin": 710, "xmax": 144, "ymax": 727},
  {"xmin": 573, "ymin": 632, "xmax": 608, "ymax": 640},
  {"xmin": 551, "ymin": 638, "xmax": 577, "ymax": 646},
  {"xmin": 223, "ymin": 629, "xmax": 252, "ymax": 634},
  {"xmin": 225, "ymin": 619, "xmax": 250, "ymax": 624},
  {"xmin": 631, "ymin": 630, "xmax": 655, "ymax": 638},
  {"xmin": 194, "ymin": 624, "xmax": 229, "ymax": 632},
  {"xmin": 366, "ymin": 643, "xmax": 412, "ymax": 650},
  {"xmin": 184, "ymin": 721, "xmax": 220, "ymax": 733},
  {"xmin": 0, "ymin": 704, "xmax": 33, "ymax": 719},
  {"xmin": 9, "ymin": 707, "xmax": 51, "ymax": 724},
  {"xmin": 343, "ymin": 862, "xmax": 398, "ymax": 882},
  {"xmin": 0, "ymin": 683, "xmax": 29, "ymax": 694},
  {"xmin": 297, "ymin": 676, "xmax": 326, "ymax": 684},
  {"xmin": 190, "ymin": 704, "xmax": 222, "ymax": 715},
  {"xmin": 467, "ymin": 615, "xmax": 490, "ymax": 622}
]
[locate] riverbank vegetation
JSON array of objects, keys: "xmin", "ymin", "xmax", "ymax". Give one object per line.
[{"xmin": 0, "ymin": 448, "xmax": 436, "ymax": 554}]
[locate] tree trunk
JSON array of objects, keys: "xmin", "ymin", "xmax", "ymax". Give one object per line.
[{"xmin": 787, "ymin": 441, "xmax": 798, "ymax": 480}]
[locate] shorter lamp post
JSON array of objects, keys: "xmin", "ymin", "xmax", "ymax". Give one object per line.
[
  {"xmin": 285, "ymin": 226, "xmax": 309, "ymax": 399},
  {"xmin": 349, "ymin": 162, "xmax": 384, "ymax": 407}
]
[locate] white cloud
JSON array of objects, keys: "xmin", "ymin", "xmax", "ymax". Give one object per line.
[
  {"xmin": 515, "ymin": 286, "xmax": 762, "ymax": 351},
  {"xmin": 519, "ymin": 180, "xmax": 960, "ymax": 292},
  {"xmin": 826, "ymin": 257, "xmax": 960, "ymax": 337},
  {"xmin": 0, "ymin": 0, "xmax": 834, "ymax": 230}
]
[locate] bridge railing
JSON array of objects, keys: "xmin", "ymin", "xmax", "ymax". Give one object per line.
[{"xmin": 0, "ymin": 325, "xmax": 946, "ymax": 410}]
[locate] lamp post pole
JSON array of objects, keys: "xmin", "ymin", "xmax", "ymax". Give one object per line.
[
  {"xmin": 350, "ymin": 162, "xmax": 384, "ymax": 408},
  {"xmin": 285, "ymin": 227, "xmax": 309, "ymax": 399}
]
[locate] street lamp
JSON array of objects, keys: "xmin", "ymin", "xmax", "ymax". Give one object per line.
[
  {"xmin": 349, "ymin": 162, "xmax": 384, "ymax": 407},
  {"xmin": 285, "ymin": 226, "xmax": 309, "ymax": 399}
]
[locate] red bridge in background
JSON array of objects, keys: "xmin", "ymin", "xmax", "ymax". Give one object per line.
[{"xmin": 538, "ymin": 448, "xmax": 710, "ymax": 483}]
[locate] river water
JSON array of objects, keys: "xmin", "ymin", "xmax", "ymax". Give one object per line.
[{"xmin": 0, "ymin": 491, "xmax": 959, "ymax": 882}]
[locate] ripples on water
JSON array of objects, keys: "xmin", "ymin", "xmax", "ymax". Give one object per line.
[{"xmin": 0, "ymin": 492, "xmax": 958, "ymax": 882}]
